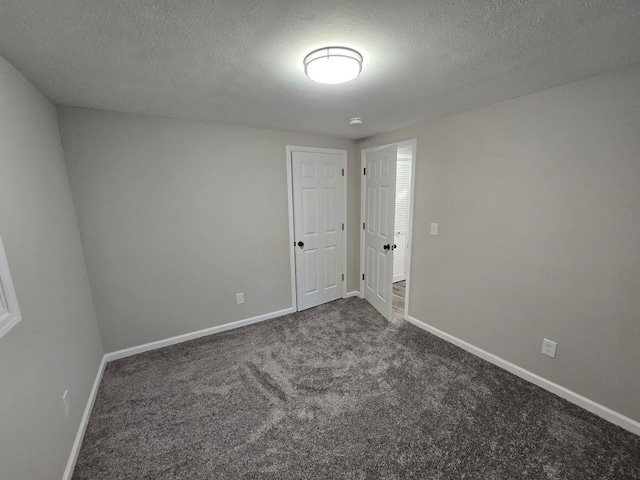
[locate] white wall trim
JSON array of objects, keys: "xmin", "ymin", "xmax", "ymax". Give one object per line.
[
  {"xmin": 406, "ymin": 315, "xmax": 640, "ymax": 437},
  {"xmin": 0, "ymin": 235, "xmax": 22, "ymax": 339},
  {"xmin": 105, "ymin": 307, "xmax": 294, "ymax": 362},
  {"xmin": 60, "ymin": 308, "xmax": 639, "ymax": 480},
  {"xmin": 359, "ymin": 148, "xmax": 365, "ymax": 298},
  {"xmin": 64, "ymin": 305, "xmax": 295, "ymax": 478},
  {"xmin": 286, "ymin": 145, "xmax": 348, "ymax": 310},
  {"xmin": 286, "ymin": 146, "xmax": 298, "ymax": 313},
  {"xmin": 344, "ymin": 290, "xmax": 361, "ymax": 298},
  {"xmin": 62, "ymin": 355, "xmax": 106, "ymax": 480},
  {"xmin": 341, "ymin": 151, "xmax": 348, "ymax": 299}
]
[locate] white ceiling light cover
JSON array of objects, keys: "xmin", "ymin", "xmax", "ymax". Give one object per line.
[{"xmin": 304, "ymin": 47, "xmax": 363, "ymax": 84}]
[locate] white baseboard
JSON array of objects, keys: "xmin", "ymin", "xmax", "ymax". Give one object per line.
[
  {"xmin": 62, "ymin": 355, "xmax": 107, "ymax": 480},
  {"xmin": 344, "ymin": 291, "xmax": 361, "ymax": 298},
  {"xmin": 406, "ymin": 315, "xmax": 640, "ymax": 437},
  {"xmin": 63, "ymin": 306, "xmax": 295, "ymax": 478},
  {"xmin": 67, "ymin": 308, "xmax": 638, "ymax": 480},
  {"xmin": 104, "ymin": 307, "xmax": 295, "ymax": 362}
]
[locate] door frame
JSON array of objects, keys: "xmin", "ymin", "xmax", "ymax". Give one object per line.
[
  {"xmin": 286, "ymin": 145, "xmax": 348, "ymax": 312},
  {"xmin": 360, "ymin": 139, "xmax": 417, "ymax": 319}
]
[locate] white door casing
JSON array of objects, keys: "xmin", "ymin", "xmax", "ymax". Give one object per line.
[
  {"xmin": 291, "ymin": 150, "xmax": 345, "ymax": 311},
  {"xmin": 363, "ymin": 144, "xmax": 398, "ymax": 320}
]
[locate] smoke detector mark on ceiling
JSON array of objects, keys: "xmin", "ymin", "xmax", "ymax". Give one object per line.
[{"xmin": 2, "ymin": 1, "xmax": 640, "ymax": 138}]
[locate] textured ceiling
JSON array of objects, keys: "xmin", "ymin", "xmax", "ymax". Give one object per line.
[{"xmin": 1, "ymin": 0, "xmax": 640, "ymax": 139}]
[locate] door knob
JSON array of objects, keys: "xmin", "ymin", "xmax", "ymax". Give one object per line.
[
  {"xmin": 383, "ymin": 244, "xmax": 390, "ymax": 251},
  {"xmin": 392, "ymin": 244, "xmax": 397, "ymax": 250},
  {"xmin": 297, "ymin": 241, "xmax": 304, "ymax": 248}
]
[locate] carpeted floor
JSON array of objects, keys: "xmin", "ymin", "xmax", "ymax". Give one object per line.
[{"xmin": 73, "ymin": 298, "xmax": 640, "ymax": 479}]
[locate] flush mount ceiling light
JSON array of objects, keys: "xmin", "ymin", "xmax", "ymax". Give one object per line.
[{"xmin": 303, "ymin": 47, "xmax": 363, "ymax": 84}]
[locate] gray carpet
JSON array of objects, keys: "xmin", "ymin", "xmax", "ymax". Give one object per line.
[{"xmin": 73, "ymin": 298, "xmax": 640, "ymax": 479}]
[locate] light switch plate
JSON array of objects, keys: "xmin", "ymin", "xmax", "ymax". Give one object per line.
[
  {"xmin": 236, "ymin": 293, "xmax": 244, "ymax": 304},
  {"xmin": 430, "ymin": 223, "xmax": 439, "ymax": 236}
]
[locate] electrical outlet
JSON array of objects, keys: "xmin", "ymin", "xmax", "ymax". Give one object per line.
[
  {"xmin": 542, "ymin": 339, "xmax": 557, "ymax": 358},
  {"xmin": 62, "ymin": 390, "xmax": 70, "ymax": 417},
  {"xmin": 236, "ymin": 293, "xmax": 244, "ymax": 304}
]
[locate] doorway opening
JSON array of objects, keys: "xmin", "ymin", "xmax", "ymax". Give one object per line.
[
  {"xmin": 391, "ymin": 146, "xmax": 413, "ymax": 323},
  {"xmin": 360, "ymin": 140, "xmax": 416, "ymax": 323}
]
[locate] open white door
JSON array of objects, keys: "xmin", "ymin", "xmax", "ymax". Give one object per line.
[
  {"xmin": 363, "ymin": 144, "xmax": 397, "ymax": 320},
  {"xmin": 291, "ymin": 150, "xmax": 344, "ymax": 311}
]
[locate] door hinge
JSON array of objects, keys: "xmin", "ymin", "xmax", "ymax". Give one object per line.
[
  {"xmin": 364, "ymin": 168, "xmax": 366, "ymax": 175},
  {"xmin": 342, "ymin": 223, "xmax": 344, "ymax": 231},
  {"xmin": 342, "ymin": 274, "xmax": 345, "ymax": 281},
  {"xmin": 342, "ymin": 168, "xmax": 344, "ymax": 176},
  {"xmin": 362, "ymin": 273, "xmax": 365, "ymax": 280},
  {"xmin": 363, "ymin": 222, "xmax": 365, "ymax": 230}
]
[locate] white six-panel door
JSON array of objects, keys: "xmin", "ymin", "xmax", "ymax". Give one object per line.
[
  {"xmin": 363, "ymin": 144, "xmax": 398, "ymax": 320},
  {"xmin": 292, "ymin": 150, "xmax": 344, "ymax": 311}
]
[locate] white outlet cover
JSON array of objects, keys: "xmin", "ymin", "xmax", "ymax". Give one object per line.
[
  {"xmin": 430, "ymin": 223, "xmax": 439, "ymax": 236},
  {"xmin": 542, "ymin": 339, "xmax": 557, "ymax": 358},
  {"xmin": 236, "ymin": 293, "xmax": 244, "ymax": 304}
]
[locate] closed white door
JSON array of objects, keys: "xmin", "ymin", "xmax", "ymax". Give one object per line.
[
  {"xmin": 363, "ymin": 144, "xmax": 397, "ymax": 320},
  {"xmin": 292, "ymin": 150, "xmax": 344, "ymax": 311},
  {"xmin": 393, "ymin": 159, "xmax": 412, "ymax": 282}
]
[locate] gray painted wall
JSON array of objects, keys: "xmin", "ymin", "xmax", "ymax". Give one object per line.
[
  {"xmin": 58, "ymin": 108, "xmax": 358, "ymax": 352},
  {"xmin": 358, "ymin": 65, "xmax": 640, "ymax": 422},
  {"xmin": 0, "ymin": 57, "xmax": 104, "ymax": 480}
]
